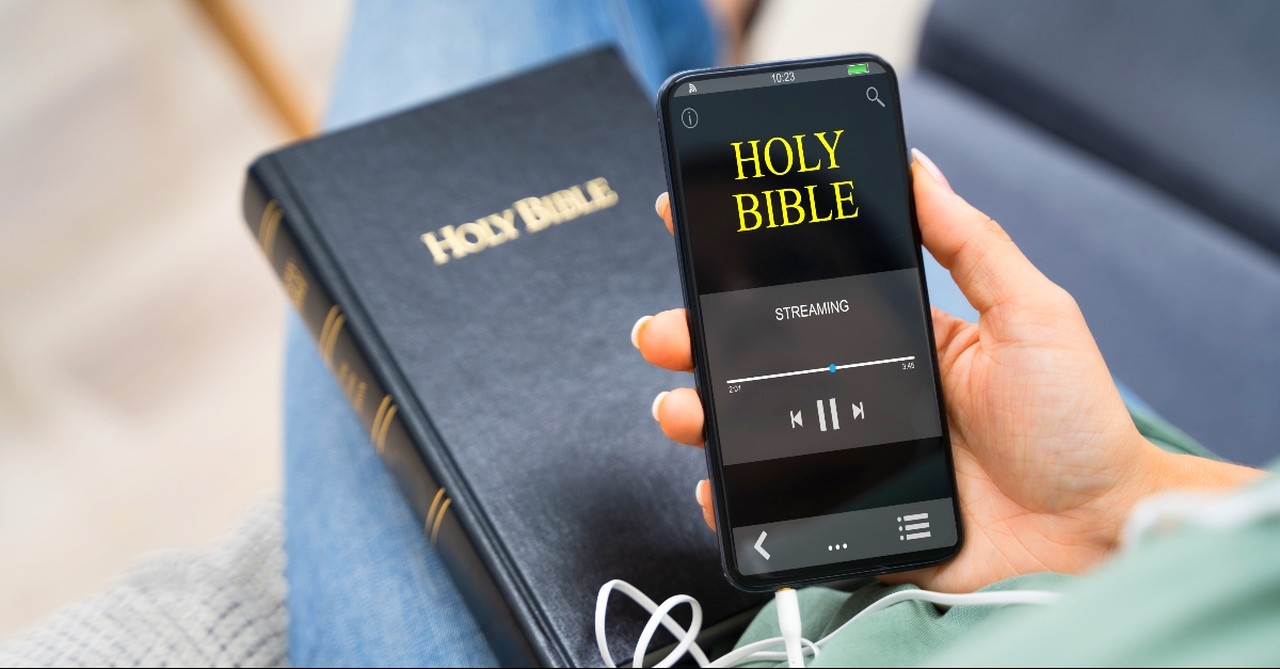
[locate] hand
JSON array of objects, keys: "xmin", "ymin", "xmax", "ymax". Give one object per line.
[{"xmin": 634, "ymin": 152, "xmax": 1260, "ymax": 592}]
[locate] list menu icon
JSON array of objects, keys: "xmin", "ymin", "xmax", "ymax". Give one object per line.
[{"xmin": 898, "ymin": 512, "xmax": 931, "ymax": 541}]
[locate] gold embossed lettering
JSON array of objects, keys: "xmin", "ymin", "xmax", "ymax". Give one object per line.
[
  {"xmin": 485, "ymin": 209, "xmax": 519, "ymax": 241},
  {"xmin": 421, "ymin": 226, "xmax": 458, "ymax": 265},
  {"xmin": 549, "ymin": 188, "xmax": 587, "ymax": 222},
  {"xmin": 454, "ymin": 221, "xmax": 494, "ymax": 253},
  {"xmin": 584, "ymin": 177, "xmax": 619, "ymax": 208},
  {"xmin": 282, "ymin": 260, "xmax": 308, "ymax": 308},
  {"xmin": 426, "ymin": 178, "xmax": 619, "ymax": 264},
  {"xmin": 515, "ymin": 197, "xmax": 557, "ymax": 232}
]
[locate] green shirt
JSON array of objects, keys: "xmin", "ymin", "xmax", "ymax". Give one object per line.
[{"xmin": 734, "ymin": 409, "xmax": 1279, "ymax": 666}]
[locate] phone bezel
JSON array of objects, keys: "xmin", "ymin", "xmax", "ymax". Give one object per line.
[{"xmin": 655, "ymin": 53, "xmax": 964, "ymax": 592}]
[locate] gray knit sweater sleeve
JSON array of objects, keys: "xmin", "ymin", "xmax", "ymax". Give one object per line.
[{"xmin": 0, "ymin": 500, "xmax": 287, "ymax": 668}]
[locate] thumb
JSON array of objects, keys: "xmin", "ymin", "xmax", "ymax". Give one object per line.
[{"xmin": 911, "ymin": 153, "xmax": 1062, "ymax": 314}]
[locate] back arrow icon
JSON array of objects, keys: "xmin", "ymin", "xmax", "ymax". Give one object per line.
[{"xmin": 754, "ymin": 531, "xmax": 771, "ymax": 560}]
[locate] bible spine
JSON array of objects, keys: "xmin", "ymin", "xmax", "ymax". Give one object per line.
[{"xmin": 243, "ymin": 159, "xmax": 549, "ymax": 666}]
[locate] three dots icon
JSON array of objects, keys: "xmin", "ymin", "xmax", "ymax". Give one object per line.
[{"xmin": 827, "ymin": 542, "xmax": 848, "ymax": 551}]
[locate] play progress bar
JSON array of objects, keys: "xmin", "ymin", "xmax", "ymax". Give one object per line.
[{"xmin": 726, "ymin": 355, "xmax": 915, "ymax": 385}]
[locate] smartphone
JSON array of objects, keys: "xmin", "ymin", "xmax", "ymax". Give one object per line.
[{"xmin": 657, "ymin": 54, "xmax": 961, "ymax": 590}]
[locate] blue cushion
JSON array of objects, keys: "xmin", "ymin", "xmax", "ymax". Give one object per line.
[
  {"xmin": 920, "ymin": 0, "xmax": 1280, "ymax": 256},
  {"xmin": 903, "ymin": 73, "xmax": 1280, "ymax": 465}
]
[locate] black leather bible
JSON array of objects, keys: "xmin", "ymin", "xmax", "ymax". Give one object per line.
[{"xmin": 242, "ymin": 48, "xmax": 764, "ymax": 666}]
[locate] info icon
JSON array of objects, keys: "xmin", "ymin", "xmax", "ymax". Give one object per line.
[{"xmin": 680, "ymin": 107, "xmax": 699, "ymax": 129}]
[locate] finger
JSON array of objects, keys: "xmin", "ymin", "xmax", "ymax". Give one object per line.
[
  {"xmin": 634, "ymin": 308, "xmax": 693, "ymax": 372},
  {"xmin": 655, "ymin": 192, "xmax": 674, "ymax": 236},
  {"xmin": 653, "ymin": 387, "xmax": 705, "ymax": 446},
  {"xmin": 696, "ymin": 479, "xmax": 716, "ymax": 531},
  {"xmin": 911, "ymin": 157, "xmax": 1064, "ymax": 314}
]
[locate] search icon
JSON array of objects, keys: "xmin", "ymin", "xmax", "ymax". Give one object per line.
[{"xmin": 866, "ymin": 86, "xmax": 885, "ymax": 108}]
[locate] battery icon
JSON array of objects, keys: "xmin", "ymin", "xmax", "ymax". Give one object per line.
[{"xmin": 848, "ymin": 63, "xmax": 869, "ymax": 75}]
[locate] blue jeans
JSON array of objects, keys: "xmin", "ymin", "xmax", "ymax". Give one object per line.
[
  {"xmin": 283, "ymin": 3, "xmax": 1155, "ymax": 664},
  {"xmin": 284, "ymin": 2, "xmax": 716, "ymax": 666}
]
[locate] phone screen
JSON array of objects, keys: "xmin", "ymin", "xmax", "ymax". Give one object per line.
[{"xmin": 660, "ymin": 57, "xmax": 960, "ymax": 588}]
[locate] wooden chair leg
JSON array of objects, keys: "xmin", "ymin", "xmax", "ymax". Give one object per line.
[{"xmin": 189, "ymin": 0, "xmax": 318, "ymax": 138}]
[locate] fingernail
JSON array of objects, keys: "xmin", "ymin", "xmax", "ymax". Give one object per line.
[
  {"xmin": 630, "ymin": 315, "xmax": 652, "ymax": 349},
  {"xmin": 695, "ymin": 480, "xmax": 707, "ymax": 505},
  {"xmin": 654, "ymin": 192, "xmax": 669, "ymax": 217},
  {"xmin": 651, "ymin": 391, "xmax": 669, "ymax": 422},
  {"xmin": 911, "ymin": 148, "xmax": 952, "ymax": 192}
]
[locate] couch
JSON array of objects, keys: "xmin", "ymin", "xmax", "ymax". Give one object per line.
[{"xmin": 902, "ymin": 0, "xmax": 1280, "ymax": 465}]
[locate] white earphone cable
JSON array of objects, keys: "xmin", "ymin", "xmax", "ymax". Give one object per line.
[
  {"xmin": 599, "ymin": 476, "xmax": 1280, "ymax": 667},
  {"xmin": 1123, "ymin": 478, "xmax": 1280, "ymax": 547},
  {"xmin": 596, "ymin": 578, "xmax": 1062, "ymax": 668}
]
